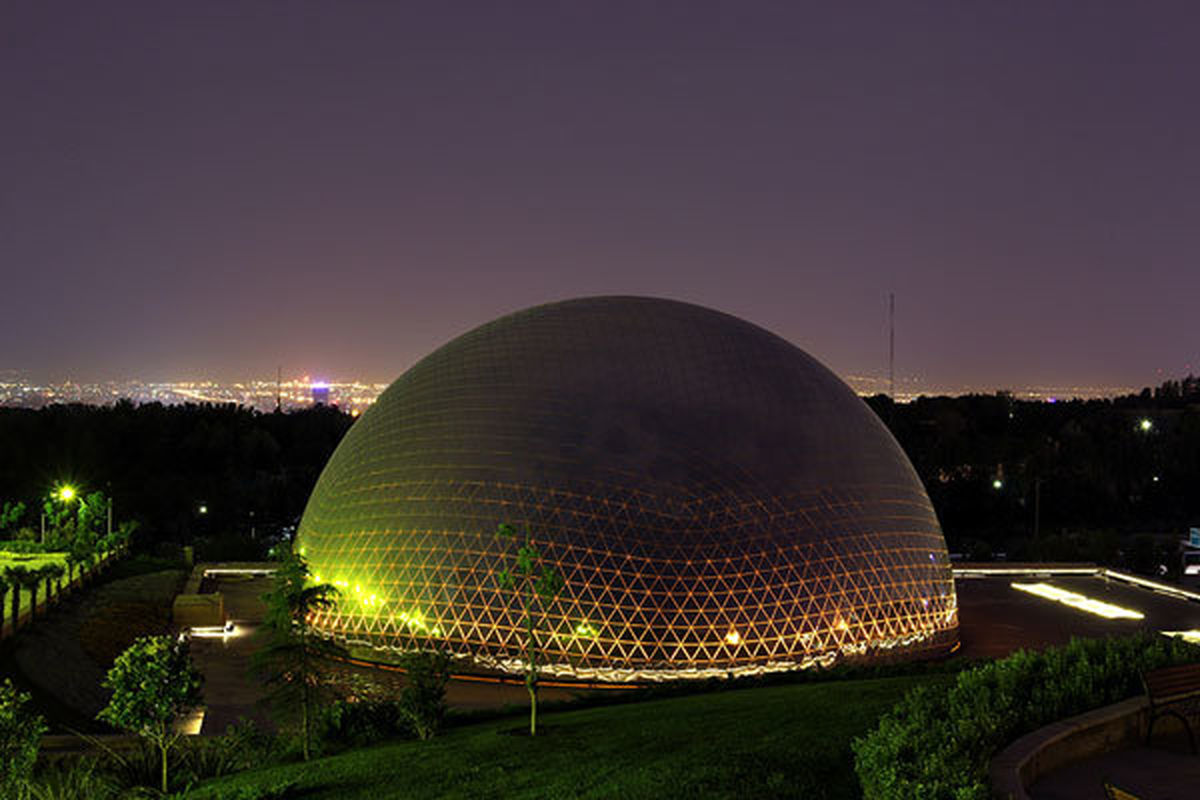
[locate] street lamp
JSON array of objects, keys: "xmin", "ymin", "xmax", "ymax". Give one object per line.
[
  {"xmin": 992, "ymin": 479, "xmax": 1004, "ymax": 490},
  {"xmin": 1138, "ymin": 418, "xmax": 1153, "ymax": 433},
  {"xmin": 42, "ymin": 483, "xmax": 80, "ymax": 543}
]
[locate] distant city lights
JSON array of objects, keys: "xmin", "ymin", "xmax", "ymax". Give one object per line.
[
  {"xmin": 0, "ymin": 373, "xmax": 1145, "ymax": 412},
  {"xmin": 0, "ymin": 376, "xmax": 387, "ymax": 415}
]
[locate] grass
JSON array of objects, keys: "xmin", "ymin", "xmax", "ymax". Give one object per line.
[{"xmin": 190, "ymin": 673, "xmax": 944, "ymax": 800}]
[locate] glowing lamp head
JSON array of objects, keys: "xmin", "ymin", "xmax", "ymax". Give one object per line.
[
  {"xmin": 56, "ymin": 485, "xmax": 77, "ymax": 502},
  {"xmin": 1139, "ymin": 418, "xmax": 1153, "ymax": 432},
  {"xmin": 992, "ymin": 479, "xmax": 1003, "ymax": 490}
]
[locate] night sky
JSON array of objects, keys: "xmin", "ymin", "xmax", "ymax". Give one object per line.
[{"xmin": 3, "ymin": 2, "xmax": 1198, "ymax": 390}]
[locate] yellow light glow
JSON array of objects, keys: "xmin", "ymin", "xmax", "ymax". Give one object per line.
[
  {"xmin": 57, "ymin": 485, "xmax": 77, "ymax": 502},
  {"xmin": 1162, "ymin": 630, "xmax": 1200, "ymax": 644},
  {"xmin": 1011, "ymin": 582, "xmax": 1144, "ymax": 620},
  {"xmin": 724, "ymin": 629, "xmax": 741, "ymax": 645}
]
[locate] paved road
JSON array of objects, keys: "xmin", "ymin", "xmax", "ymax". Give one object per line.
[{"xmin": 190, "ymin": 576, "xmax": 623, "ymax": 735}]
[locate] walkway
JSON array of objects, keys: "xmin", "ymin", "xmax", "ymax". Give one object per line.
[
  {"xmin": 1031, "ymin": 732, "xmax": 1200, "ymax": 800},
  {"xmin": 189, "ymin": 573, "xmax": 635, "ymax": 734}
]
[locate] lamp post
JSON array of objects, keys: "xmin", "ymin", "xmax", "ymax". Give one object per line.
[{"xmin": 41, "ymin": 484, "xmax": 79, "ymax": 544}]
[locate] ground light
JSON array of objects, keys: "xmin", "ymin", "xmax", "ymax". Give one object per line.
[{"xmin": 1010, "ymin": 582, "xmax": 1144, "ymax": 620}]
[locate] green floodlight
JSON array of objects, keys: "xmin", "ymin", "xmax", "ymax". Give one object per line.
[{"xmin": 56, "ymin": 485, "xmax": 77, "ymax": 502}]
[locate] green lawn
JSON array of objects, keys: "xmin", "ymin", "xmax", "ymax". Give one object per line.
[{"xmin": 191, "ymin": 674, "xmax": 944, "ymax": 800}]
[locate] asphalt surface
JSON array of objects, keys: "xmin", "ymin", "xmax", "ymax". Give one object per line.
[
  {"xmin": 955, "ymin": 573, "xmax": 1200, "ymax": 660},
  {"xmin": 189, "ymin": 571, "xmax": 1200, "ymax": 738}
]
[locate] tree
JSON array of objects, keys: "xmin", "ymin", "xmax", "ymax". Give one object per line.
[
  {"xmin": 97, "ymin": 635, "xmax": 203, "ymax": 794},
  {"xmin": 69, "ymin": 526, "xmax": 97, "ymax": 584},
  {"xmin": 0, "ymin": 679, "xmax": 47, "ymax": 799},
  {"xmin": 41, "ymin": 494, "xmax": 74, "ymax": 544},
  {"xmin": 77, "ymin": 491, "xmax": 109, "ymax": 537},
  {"xmin": 0, "ymin": 501, "xmax": 25, "ymax": 537},
  {"xmin": 253, "ymin": 550, "xmax": 345, "ymax": 760},
  {"xmin": 495, "ymin": 522, "xmax": 564, "ymax": 736}
]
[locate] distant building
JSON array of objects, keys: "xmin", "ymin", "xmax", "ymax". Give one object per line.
[{"xmin": 311, "ymin": 382, "xmax": 330, "ymax": 406}]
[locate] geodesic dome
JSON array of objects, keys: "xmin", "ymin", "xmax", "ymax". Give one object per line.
[{"xmin": 297, "ymin": 296, "xmax": 957, "ymax": 680}]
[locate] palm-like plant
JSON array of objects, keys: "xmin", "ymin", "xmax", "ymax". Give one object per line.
[
  {"xmin": 0, "ymin": 572, "xmax": 9, "ymax": 636},
  {"xmin": 21, "ymin": 566, "xmax": 47, "ymax": 621},
  {"xmin": 41, "ymin": 563, "xmax": 65, "ymax": 609},
  {"xmin": 5, "ymin": 566, "xmax": 32, "ymax": 630},
  {"xmin": 252, "ymin": 551, "xmax": 344, "ymax": 761}
]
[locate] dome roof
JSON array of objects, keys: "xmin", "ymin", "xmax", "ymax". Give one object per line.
[{"xmin": 298, "ymin": 296, "xmax": 957, "ymax": 679}]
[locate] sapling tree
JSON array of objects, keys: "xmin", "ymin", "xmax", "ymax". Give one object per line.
[
  {"xmin": 253, "ymin": 550, "xmax": 345, "ymax": 760},
  {"xmin": 398, "ymin": 649, "xmax": 452, "ymax": 740},
  {"xmin": 97, "ymin": 635, "xmax": 203, "ymax": 794},
  {"xmin": 496, "ymin": 522, "xmax": 564, "ymax": 736},
  {"xmin": 0, "ymin": 679, "xmax": 47, "ymax": 799}
]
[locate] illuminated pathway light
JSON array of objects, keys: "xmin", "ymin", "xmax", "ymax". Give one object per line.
[{"xmin": 1010, "ymin": 582, "xmax": 1144, "ymax": 620}]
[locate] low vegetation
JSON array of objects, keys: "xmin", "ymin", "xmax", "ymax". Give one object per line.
[
  {"xmin": 853, "ymin": 633, "xmax": 1200, "ymax": 800},
  {"xmin": 97, "ymin": 636, "xmax": 204, "ymax": 794},
  {"xmin": 187, "ymin": 674, "xmax": 940, "ymax": 800}
]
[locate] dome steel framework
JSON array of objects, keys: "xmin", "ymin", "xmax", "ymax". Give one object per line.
[{"xmin": 297, "ymin": 296, "xmax": 958, "ymax": 680}]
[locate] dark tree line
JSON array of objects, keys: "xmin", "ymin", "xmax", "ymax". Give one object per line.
[
  {"xmin": 2, "ymin": 379, "xmax": 1198, "ymax": 569},
  {"xmin": 0, "ymin": 402, "xmax": 353, "ymax": 559},
  {"xmin": 866, "ymin": 381, "xmax": 1200, "ymax": 565}
]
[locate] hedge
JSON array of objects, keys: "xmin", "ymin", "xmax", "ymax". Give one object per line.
[{"xmin": 853, "ymin": 633, "xmax": 1200, "ymax": 800}]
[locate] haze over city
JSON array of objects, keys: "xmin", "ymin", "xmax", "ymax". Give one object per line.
[{"xmin": 4, "ymin": 2, "xmax": 1199, "ymax": 390}]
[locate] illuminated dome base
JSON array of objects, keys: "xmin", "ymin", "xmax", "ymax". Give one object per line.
[{"xmin": 298, "ymin": 297, "xmax": 958, "ymax": 680}]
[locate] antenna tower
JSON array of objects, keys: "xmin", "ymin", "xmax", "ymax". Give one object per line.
[{"xmin": 889, "ymin": 293, "xmax": 895, "ymax": 401}]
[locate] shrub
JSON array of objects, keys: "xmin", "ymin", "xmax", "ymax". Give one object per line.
[
  {"xmin": 0, "ymin": 540, "xmax": 56, "ymax": 554},
  {"xmin": 853, "ymin": 633, "xmax": 1200, "ymax": 799},
  {"xmin": 399, "ymin": 649, "xmax": 451, "ymax": 740},
  {"xmin": 0, "ymin": 679, "xmax": 47, "ymax": 799},
  {"xmin": 28, "ymin": 761, "xmax": 120, "ymax": 800},
  {"xmin": 318, "ymin": 699, "xmax": 405, "ymax": 748}
]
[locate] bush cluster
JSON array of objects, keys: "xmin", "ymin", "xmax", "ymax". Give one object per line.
[
  {"xmin": 0, "ymin": 540, "xmax": 57, "ymax": 554},
  {"xmin": 853, "ymin": 633, "xmax": 1200, "ymax": 799}
]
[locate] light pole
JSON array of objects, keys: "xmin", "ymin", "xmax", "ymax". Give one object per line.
[{"xmin": 41, "ymin": 484, "xmax": 79, "ymax": 544}]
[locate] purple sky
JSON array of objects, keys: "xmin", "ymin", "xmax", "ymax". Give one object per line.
[{"xmin": 3, "ymin": 2, "xmax": 1198, "ymax": 389}]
